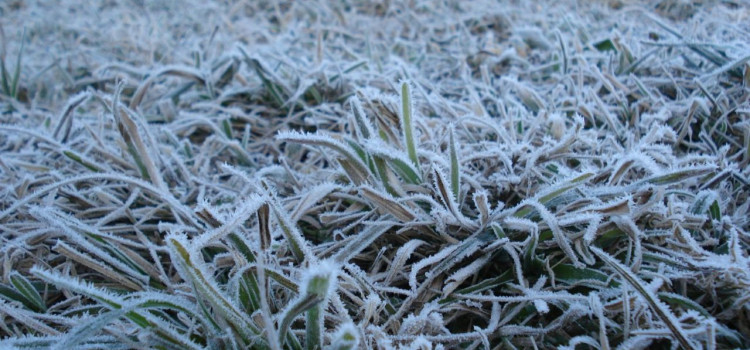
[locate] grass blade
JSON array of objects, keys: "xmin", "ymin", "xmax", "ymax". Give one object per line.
[
  {"xmin": 277, "ymin": 130, "xmax": 372, "ymax": 185},
  {"xmin": 448, "ymin": 125, "xmax": 460, "ymax": 203},
  {"xmin": 10, "ymin": 28, "xmax": 24, "ymax": 98},
  {"xmin": 400, "ymin": 81, "xmax": 420, "ymax": 172},
  {"xmin": 267, "ymin": 190, "xmax": 312, "ymax": 263},
  {"xmin": 167, "ymin": 235, "xmax": 266, "ymax": 347},
  {"xmin": 360, "ymin": 185, "xmax": 415, "ymax": 222},
  {"xmin": 590, "ymin": 247, "xmax": 697, "ymax": 350},
  {"xmin": 8, "ymin": 273, "xmax": 46, "ymax": 313},
  {"xmin": 112, "ymin": 84, "xmax": 166, "ymax": 190}
]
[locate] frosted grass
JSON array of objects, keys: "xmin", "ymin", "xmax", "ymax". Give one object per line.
[{"xmin": 1, "ymin": 0, "xmax": 749, "ymax": 349}]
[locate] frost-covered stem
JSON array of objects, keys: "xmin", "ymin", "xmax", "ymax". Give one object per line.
[
  {"xmin": 305, "ymin": 304, "xmax": 322, "ymax": 350},
  {"xmin": 304, "ymin": 270, "xmax": 331, "ymax": 350},
  {"xmin": 278, "ymin": 294, "xmax": 321, "ymax": 348},
  {"xmin": 278, "ymin": 261, "xmax": 337, "ymax": 349}
]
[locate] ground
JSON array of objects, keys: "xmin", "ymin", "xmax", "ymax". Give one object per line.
[{"xmin": 1, "ymin": 1, "xmax": 749, "ymax": 349}]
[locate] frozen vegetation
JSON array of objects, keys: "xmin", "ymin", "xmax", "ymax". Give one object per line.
[{"xmin": 1, "ymin": 0, "xmax": 749, "ymax": 349}]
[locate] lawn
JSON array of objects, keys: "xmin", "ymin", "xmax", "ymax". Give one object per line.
[{"xmin": 1, "ymin": 1, "xmax": 749, "ymax": 349}]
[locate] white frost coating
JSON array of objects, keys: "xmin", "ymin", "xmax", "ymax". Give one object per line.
[
  {"xmin": 442, "ymin": 254, "xmax": 490, "ymax": 296},
  {"xmin": 487, "ymin": 302, "xmax": 502, "ymax": 333},
  {"xmin": 405, "ymin": 335, "xmax": 432, "ymax": 350},
  {"xmin": 30, "ymin": 266, "xmax": 125, "ymax": 309},
  {"xmin": 558, "ymin": 336, "xmax": 601, "ymax": 350},
  {"xmin": 473, "ymin": 325, "xmax": 491, "ymax": 350},
  {"xmin": 503, "ymin": 244, "xmax": 527, "ymax": 289},
  {"xmin": 557, "ymin": 211, "xmax": 602, "ymax": 227},
  {"xmin": 165, "ymin": 233, "xmax": 261, "ymax": 342},
  {"xmin": 267, "ymin": 188, "xmax": 316, "ymax": 262},
  {"xmin": 612, "ymin": 215, "xmax": 645, "ymax": 271},
  {"xmin": 193, "ymin": 193, "xmax": 267, "ymax": 248},
  {"xmin": 472, "ymin": 190, "xmax": 491, "ymax": 225},
  {"xmin": 533, "ymin": 299, "xmax": 550, "ymax": 314},
  {"xmin": 503, "ymin": 216, "xmax": 539, "ymax": 234},
  {"xmin": 360, "ymin": 184, "xmax": 419, "ymax": 222},
  {"xmin": 607, "ymin": 151, "xmax": 662, "ymax": 186},
  {"xmin": 522, "ymin": 199, "xmax": 582, "ymax": 268},
  {"xmin": 53, "ymin": 91, "xmax": 92, "ymax": 142},
  {"xmin": 334, "ymin": 223, "xmax": 393, "ymax": 263},
  {"xmin": 560, "ymin": 212, "xmax": 603, "ymax": 245},
  {"xmin": 364, "ymin": 139, "xmax": 420, "ymax": 175},
  {"xmin": 544, "ymin": 115, "xmax": 582, "ymax": 158},
  {"xmin": 289, "ymin": 182, "xmax": 340, "ymax": 223},
  {"xmin": 431, "ymin": 166, "xmax": 478, "ymax": 230},
  {"xmin": 459, "ymin": 289, "xmax": 588, "ymax": 303},
  {"xmin": 0, "ymin": 172, "xmax": 198, "ymax": 226},
  {"xmin": 31, "ymin": 206, "xmax": 149, "ymax": 284},
  {"xmin": 589, "ymin": 292, "xmax": 610, "ymax": 350},
  {"xmin": 330, "ymin": 322, "xmax": 360, "ymax": 350},
  {"xmin": 547, "ymin": 113, "xmax": 566, "ymax": 141},
  {"xmin": 300, "ymin": 259, "xmax": 340, "ymax": 302},
  {"xmin": 276, "ymin": 130, "xmax": 361, "ymax": 166},
  {"xmin": 349, "ymin": 96, "xmax": 376, "ymax": 140},
  {"xmin": 398, "ymin": 302, "xmax": 448, "ymax": 336},
  {"xmin": 385, "ymin": 239, "xmax": 426, "ymax": 285},
  {"xmin": 0, "ymin": 300, "xmax": 60, "ymax": 336},
  {"xmin": 363, "ymin": 293, "xmax": 383, "ymax": 328},
  {"xmin": 217, "ymin": 163, "xmax": 262, "ymax": 193},
  {"xmin": 527, "ymin": 276, "xmax": 550, "ymax": 315},
  {"xmin": 408, "ymin": 244, "xmax": 459, "ymax": 291},
  {"xmin": 52, "ymin": 298, "xmax": 203, "ymax": 350}
]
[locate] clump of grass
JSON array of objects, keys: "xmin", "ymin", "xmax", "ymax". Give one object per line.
[
  {"xmin": 1, "ymin": 1, "xmax": 749, "ymax": 349},
  {"xmin": 0, "ymin": 26, "xmax": 25, "ymax": 104}
]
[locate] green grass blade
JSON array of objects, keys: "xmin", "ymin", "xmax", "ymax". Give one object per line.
[
  {"xmin": 303, "ymin": 262, "xmax": 335, "ymax": 350},
  {"xmin": 10, "ymin": 29, "xmax": 24, "ymax": 98},
  {"xmin": 267, "ymin": 192, "xmax": 311, "ymax": 263},
  {"xmin": 449, "ymin": 125, "xmax": 460, "ymax": 203},
  {"xmin": 637, "ymin": 166, "xmax": 714, "ymax": 187},
  {"xmin": 400, "ymin": 82, "xmax": 420, "ymax": 172},
  {"xmin": 552, "ymin": 263, "xmax": 612, "ymax": 287},
  {"xmin": 63, "ymin": 150, "xmax": 102, "ymax": 172},
  {"xmin": 0, "ymin": 55, "xmax": 10, "ymax": 96},
  {"xmin": 9, "ymin": 272, "xmax": 46, "ymax": 313},
  {"xmin": 657, "ymin": 292, "xmax": 711, "ymax": 318},
  {"xmin": 372, "ymin": 155, "xmax": 397, "ymax": 196},
  {"xmin": 305, "ymin": 303, "xmax": 323, "ymax": 350},
  {"xmin": 222, "ymin": 118, "xmax": 233, "ymax": 139},
  {"xmin": 277, "ymin": 130, "xmax": 372, "ymax": 185},
  {"xmin": 513, "ymin": 172, "xmax": 593, "ymax": 218},
  {"xmin": 365, "ymin": 139, "xmax": 422, "ymax": 184}
]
